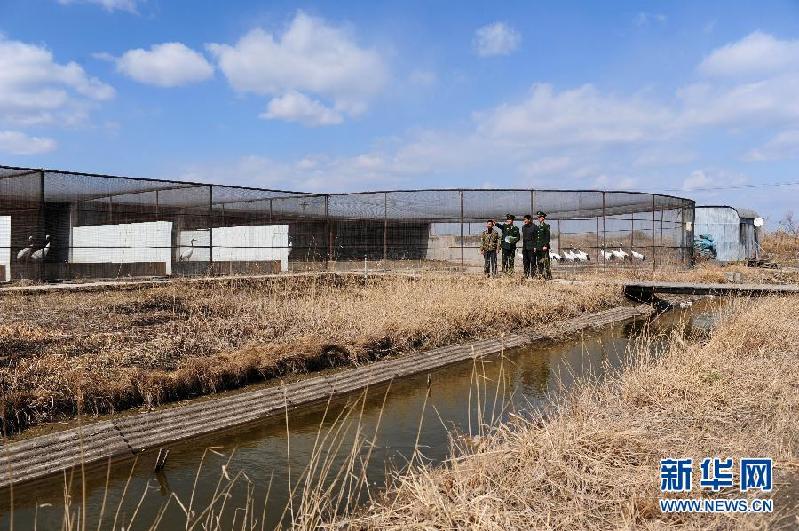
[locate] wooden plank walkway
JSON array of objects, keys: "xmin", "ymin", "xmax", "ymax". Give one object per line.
[
  {"xmin": 623, "ymin": 281, "xmax": 799, "ymax": 299},
  {"xmin": 0, "ymin": 304, "xmax": 652, "ymax": 489}
]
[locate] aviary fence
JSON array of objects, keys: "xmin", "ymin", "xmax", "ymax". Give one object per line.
[{"xmin": 0, "ymin": 165, "xmax": 694, "ymax": 282}]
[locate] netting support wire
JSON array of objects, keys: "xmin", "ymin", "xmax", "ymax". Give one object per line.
[
  {"xmin": 383, "ymin": 192, "xmax": 388, "ymax": 265},
  {"xmin": 595, "ymin": 216, "xmax": 600, "ymax": 264},
  {"xmin": 208, "ymin": 186, "xmax": 214, "ymax": 264},
  {"xmin": 460, "ymin": 190, "xmax": 465, "ymax": 269},
  {"xmin": 652, "ymin": 195, "xmax": 656, "ymax": 274},
  {"xmin": 602, "ymin": 192, "xmax": 607, "ymax": 272},
  {"xmin": 39, "ymin": 169, "xmax": 45, "ymax": 282},
  {"xmin": 630, "ymin": 213, "xmax": 634, "ymax": 251},
  {"xmin": 660, "ymin": 208, "xmax": 664, "ymax": 267},
  {"xmin": 557, "ymin": 219, "xmax": 561, "ymax": 253},
  {"xmin": 324, "ymin": 195, "xmax": 331, "ymax": 269}
]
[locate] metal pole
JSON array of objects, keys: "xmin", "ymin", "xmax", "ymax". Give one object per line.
[
  {"xmin": 595, "ymin": 216, "xmax": 600, "ymax": 265},
  {"xmin": 660, "ymin": 208, "xmax": 664, "ymax": 267},
  {"xmin": 39, "ymin": 169, "xmax": 45, "ymax": 282},
  {"xmin": 208, "ymin": 186, "xmax": 213, "ymax": 264},
  {"xmin": 602, "ymin": 192, "xmax": 606, "ymax": 271},
  {"xmin": 383, "ymin": 192, "xmax": 388, "ymax": 266},
  {"xmin": 530, "ymin": 190, "xmax": 535, "ymax": 218},
  {"xmin": 557, "ymin": 219, "xmax": 561, "ymax": 253},
  {"xmin": 325, "ymin": 195, "xmax": 331, "ymax": 270},
  {"xmin": 460, "ymin": 190, "xmax": 465, "ymax": 269},
  {"xmin": 652, "ymin": 195, "xmax": 656, "ymax": 274},
  {"xmin": 155, "ymin": 190, "xmax": 159, "ymax": 220},
  {"xmin": 630, "ymin": 213, "xmax": 634, "ymax": 251}
]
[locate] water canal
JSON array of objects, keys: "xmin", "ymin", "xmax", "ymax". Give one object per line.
[{"xmin": 1, "ymin": 299, "xmax": 719, "ymax": 529}]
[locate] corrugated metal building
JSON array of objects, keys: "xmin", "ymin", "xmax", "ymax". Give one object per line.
[{"xmin": 694, "ymin": 206, "xmax": 764, "ymax": 262}]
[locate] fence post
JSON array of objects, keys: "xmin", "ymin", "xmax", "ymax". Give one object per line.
[
  {"xmin": 39, "ymin": 169, "xmax": 46, "ymax": 282},
  {"xmin": 208, "ymin": 186, "xmax": 213, "ymax": 265},
  {"xmin": 324, "ymin": 195, "xmax": 331, "ymax": 270},
  {"xmin": 602, "ymin": 192, "xmax": 606, "ymax": 272},
  {"xmin": 652, "ymin": 195, "xmax": 656, "ymax": 274},
  {"xmin": 660, "ymin": 208, "xmax": 664, "ymax": 267},
  {"xmin": 630, "ymin": 213, "xmax": 634, "ymax": 251},
  {"xmin": 383, "ymin": 192, "xmax": 388, "ymax": 267},
  {"xmin": 460, "ymin": 190, "xmax": 465, "ymax": 269}
]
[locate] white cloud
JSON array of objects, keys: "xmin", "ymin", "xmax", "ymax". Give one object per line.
[
  {"xmin": 746, "ymin": 130, "xmax": 799, "ymax": 161},
  {"xmin": 682, "ymin": 169, "xmax": 747, "ymax": 192},
  {"xmin": 476, "ymin": 83, "xmax": 673, "ymax": 148},
  {"xmin": 114, "ymin": 43, "xmax": 213, "ymax": 87},
  {"xmin": 594, "ymin": 174, "xmax": 638, "ymax": 190},
  {"xmin": 0, "ymin": 130, "xmax": 57, "ymax": 155},
  {"xmin": 474, "ymin": 22, "xmax": 521, "ymax": 57},
  {"xmin": 261, "ymin": 91, "xmax": 343, "ymax": 126},
  {"xmin": 634, "ymin": 12, "xmax": 667, "ymax": 27},
  {"xmin": 207, "ymin": 11, "xmax": 387, "ymax": 124},
  {"xmin": 699, "ymin": 31, "xmax": 799, "ymax": 78},
  {"xmin": 0, "ymin": 36, "xmax": 115, "ymax": 126},
  {"xmin": 57, "ymin": 0, "xmax": 142, "ymax": 13},
  {"xmin": 521, "ymin": 156, "xmax": 573, "ymax": 178}
]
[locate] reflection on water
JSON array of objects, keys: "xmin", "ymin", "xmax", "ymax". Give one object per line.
[{"xmin": 1, "ymin": 300, "xmax": 718, "ymax": 529}]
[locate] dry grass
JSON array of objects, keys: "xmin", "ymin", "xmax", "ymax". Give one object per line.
[
  {"xmin": 567, "ymin": 260, "xmax": 799, "ymax": 285},
  {"xmin": 0, "ymin": 273, "xmax": 622, "ymax": 435},
  {"xmin": 763, "ymin": 231, "xmax": 799, "ymax": 264},
  {"xmin": 340, "ymin": 295, "xmax": 799, "ymax": 529}
]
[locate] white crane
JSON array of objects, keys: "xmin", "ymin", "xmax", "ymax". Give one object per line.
[
  {"xmin": 562, "ymin": 249, "xmax": 576, "ymax": 262},
  {"xmin": 600, "ymin": 247, "xmax": 615, "ymax": 261},
  {"xmin": 572, "ymin": 249, "xmax": 590, "ymax": 262},
  {"xmin": 631, "ymin": 249, "xmax": 646, "ymax": 261},
  {"xmin": 30, "ymin": 235, "xmax": 51, "ymax": 261},
  {"xmin": 16, "ymin": 235, "xmax": 34, "ymax": 261},
  {"xmin": 549, "ymin": 250, "xmax": 561, "ymax": 261},
  {"xmin": 612, "ymin": 248, "xmax": 629, "ymax": 261},
  {"xmin": 179, "ymin": 238, "xmax": 196, "ymax": 262}
]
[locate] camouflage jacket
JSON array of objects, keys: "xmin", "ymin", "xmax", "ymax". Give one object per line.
[{"xmin": 480, "ymin": 229, "xmax": 500, "ymax": 252}]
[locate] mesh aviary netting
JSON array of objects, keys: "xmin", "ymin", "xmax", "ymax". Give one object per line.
[{"xmin": 0, "ymin": 165, "xmax": 694, "ymax": 281}]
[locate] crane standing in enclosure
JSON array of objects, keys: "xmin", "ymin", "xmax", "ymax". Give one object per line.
[{"xmin": 535, "ymin": 211, "xmax": 552, "ymax": 280}]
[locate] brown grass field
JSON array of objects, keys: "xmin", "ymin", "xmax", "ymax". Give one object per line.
[
  {"xmin": 0, "ymin": 273, "xmax": 622, "ymax": 436},
  {"xmin": 335, "ymin": 295, "xmax": 799, "ymax": 530}
]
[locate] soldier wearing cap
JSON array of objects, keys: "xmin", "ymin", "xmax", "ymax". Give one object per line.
[
  {"xmin": 534, "ymin": 211, "xmax": 552, "ymax": 280},
  {"xmin": 496, "ymin": 213, "xmax": 520, "ymax": 274},
  {"xmin": 521, "ymin": 214, "xmax": 538, "ymax": 279}
]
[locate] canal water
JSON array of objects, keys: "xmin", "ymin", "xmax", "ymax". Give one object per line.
[{"xmin": 1, "ymin": 301, "xmax": 717, "ymax": 529}]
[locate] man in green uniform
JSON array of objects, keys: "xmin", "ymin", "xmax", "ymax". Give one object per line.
[
  {"xmin": 479, "ymin": 219, "xmax": 500, "ymax": 277},
  {"xmin": 534, "ymin": 211, "xmax": 552, "ymax": 279},
  {"xmin": 496, "ymin": 214, "xmax": 520, "ymax": 274}
]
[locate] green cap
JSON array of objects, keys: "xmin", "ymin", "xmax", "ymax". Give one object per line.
[
  {"xmin": 505, "ymin": 213, "xmax": 515, "ymax": 220},
  {"xmin": 536, "ymin": 211, "xmax": 547, "ymax": 218}
]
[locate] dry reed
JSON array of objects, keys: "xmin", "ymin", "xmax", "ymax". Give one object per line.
[
  {"xmin": 338, "ymin": 295, "xmax": 799, "ymax": 529},
  {"xmin": 0, "ymin": 273, "xmax": 621, "ymax": 435}
]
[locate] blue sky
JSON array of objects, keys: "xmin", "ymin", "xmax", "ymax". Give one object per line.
[{"xmin": 1, "ymin": 0, "xmax": 798, "ymax": 222}]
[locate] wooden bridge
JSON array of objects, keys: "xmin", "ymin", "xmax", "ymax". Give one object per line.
[{"xmin": 623, "ymin": 281, "xmax": 799, "ymax": 302}]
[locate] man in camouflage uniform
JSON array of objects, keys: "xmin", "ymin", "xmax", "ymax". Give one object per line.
[
  {"xmin": 479, "ymin": 219, "xmax": 500, "ymax": 277},
  {"xmin": 496, "ymin": 214, "xmax": 520, "ymax": 274},
  {"xmin": 534, "ymin": 211, "xmax": 552, "ymax": 280}
]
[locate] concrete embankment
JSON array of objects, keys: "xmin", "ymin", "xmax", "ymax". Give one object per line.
[{"xmin": 0, "ymin": 304, "xmax": 652, "ymax": 489}]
